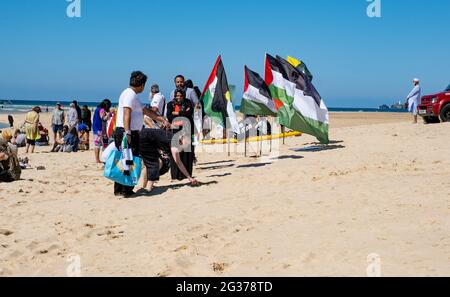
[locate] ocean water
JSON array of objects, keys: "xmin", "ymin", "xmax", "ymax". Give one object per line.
[
  {"xmin": 1, "ymin": 100, "xmax": 408, "ymax": 114},
  {"xmin": 0, "ymin": 100, "xmax": 99, "ymax": 114},
  {"xmin": 0, "ymin": 100, "xmax": 407, "ymax": 127},
  {"xmin": 0, "ymin": 100, "xmax": 100, "ymax": 128}
]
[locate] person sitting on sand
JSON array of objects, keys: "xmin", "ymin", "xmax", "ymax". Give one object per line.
[
  {"xmin": 78, "ymin": 124, "xmax": 90, "ymax": 151},
  {"xmin": 51, "ymin": 125, "xmax": 69, "ymax": 152},
  {"xmin": 12, "ymin": 129, "xmax": 26, "ymax": 147},
  {"xmin": 62, "ymin": 127, "xmax": 80, "ymax": 153},
  {"xmin": 35, "ymin": 123, "xmax": 50, "ymax": 146},
  {"xmin": 0, "ymin": 130, "xmax": 19, "ymax": 157},
  {"xmin": 140, "ymin": 128, "xmax": 199, "ymax": 192},
  {"xmin": 1, "ymin": 129, "xmax": 12, "ymax": 142},
  {"xmin": 0, "ymin": 137, "xmax": 21, "ymax": 182}
]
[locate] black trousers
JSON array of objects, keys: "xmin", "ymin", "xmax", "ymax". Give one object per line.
[{"xmin": 113, "ymin": 128, "xmax": 140, "ymax": 195}]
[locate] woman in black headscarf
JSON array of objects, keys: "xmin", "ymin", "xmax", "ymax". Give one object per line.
[{"xmin": 166, "ymin": 89, "xmax": 194, "ymax": 181}]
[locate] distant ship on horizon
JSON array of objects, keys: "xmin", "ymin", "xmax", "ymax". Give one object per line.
[{"xmin": 379, "ymin": 100, "xmax": 406, "ymax": 110}]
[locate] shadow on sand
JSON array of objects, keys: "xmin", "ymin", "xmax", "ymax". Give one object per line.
[
  {"xmin": 133, "ymin": 181, "xmax": 219, "ymax": 198},
  {"xmin": 197, "ymin": 164, "xmax": 235, "ymax": 171},
  {"xmin": 196, "ymin": 160, "xmax": 235, "ymax": 166},
  {"xmin": 207, "ymin": 173, "xmax": 232, "ymax": 178},
  {"xmin": 303, "ymin": 140, "xmax": 344, "ymax": 145},
  {"xmin": 272, "ymin": 155, "xmax": 305, "ymax": 160},
  {"xmin": 237, "ymin": 162, "xmax": 273, "ymax": 169},
  {"xmin": 291, "ymin": 144, "xmax": 346, "ymax": 153}
]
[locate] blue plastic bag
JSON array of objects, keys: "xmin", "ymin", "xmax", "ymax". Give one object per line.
[{"xmin": 104, "ymin": 149, "xmax": 142, "ymax": 187}]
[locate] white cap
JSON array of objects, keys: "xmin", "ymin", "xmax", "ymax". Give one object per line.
[{"xmin": 413, "ymin": 78, "xmax": 420, "ymax": 83}]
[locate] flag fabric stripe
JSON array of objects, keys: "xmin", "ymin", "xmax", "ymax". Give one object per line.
[
  {"xmin": 203, "ymin": 83, "xmax": 224, "ymax": 125},
  {"xmin": 293, "ymin": 89, "xmax": 329, "ymax": 124},
  {"xmin": 243, "ymin": 84, "xmax": 277, "ymax": 112},
  {"xmin": 240, "ymin": 66, "xmax": 278, "ymax": 117},
  {"xmin": 245, "ymin": 66, "xmax": 272, "ymax": 100},
  {"xmin": 287, "ymin": 56, "xmax": 314, "ymax": 82},
  {"xmin": 240, "ymin": 96, "xmax": 278, "ymax": 117},
  {"xmin": 264, "ymin": 55, "xmax": 274, "ymax": 86},
  {"xmin": 201, "ymin": 56, "xmax": 221, "ymax": 97},
  {"xmin": 280, "ymin": 105, "xmax": 329, "ymax": 141},
  {"xmin": 201, "ymin": 56, "xmax": 239, "ymax": 133},
  {"xmin": 276, "ymin": 55, "xmax": 321, "ymax": 106},
  {"xmin": 264, "ymin": 53, "xmax": 329, "ymax": 144}
]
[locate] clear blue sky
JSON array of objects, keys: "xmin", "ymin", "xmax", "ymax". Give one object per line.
[{"xmin": 0, "ymin": 0, "xmax": 449, "ymax": 108}]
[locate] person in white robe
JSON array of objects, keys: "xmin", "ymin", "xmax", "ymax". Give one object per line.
[{"xmin": 406, "ymin": 78, "xmax": 421, "ymax": 124}]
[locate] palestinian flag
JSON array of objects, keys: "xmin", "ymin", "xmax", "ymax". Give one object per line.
[
  {"xmin": 265, "ymin": 53, "xmax": 329, "ymax": 144},
  {"xmin": 240, "ymin": 66, "xmax": 279, "ymax": 117},
  {"xmin": 201, "ymin": 56, "xmax": 239, "ymax": 133},
  {"xmin": 287, "ymin": 56, "xmax": 314, "ymax": 82}
]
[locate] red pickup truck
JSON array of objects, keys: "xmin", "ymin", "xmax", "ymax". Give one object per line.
[{"xmin": 418, "ymin": 84, "xmax": 450, "ymax": 123}]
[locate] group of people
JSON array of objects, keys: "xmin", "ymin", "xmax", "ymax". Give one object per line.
[
  {"xmin": 2, "ymin": 72, "xmax": 205, "ymax": 194},
  {"xmin": 109, "ymin": 71, "xmax": 201, "ymax": 198},
  {"xmin": 19, "ymin": 102, "xmax": 92, "ymax": 154}
]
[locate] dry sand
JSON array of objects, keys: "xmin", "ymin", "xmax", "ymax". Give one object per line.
[{"xmin": 1, "ymin": 111, "xmax": 449, "ymax": 277}]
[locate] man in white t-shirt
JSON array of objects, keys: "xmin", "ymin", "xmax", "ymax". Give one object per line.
[
  {"xmin": 144, "ymin": 84, "xmax": 167, "ymax": 129},
  {"xmin": 113, "ymin": 71, "xmax": 169, "ymax": 198},
  {"xmin": 149, "ymin": 84, "xmax": 166, "ymax": 116}
]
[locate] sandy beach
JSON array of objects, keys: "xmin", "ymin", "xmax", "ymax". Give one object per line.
[{"xmin": 1, "ymin": 111, "xmax": 449, "ymax": 277}]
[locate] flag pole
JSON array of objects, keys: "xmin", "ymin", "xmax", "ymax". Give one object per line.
[
  {"xmin": 244, "ymin": 122, "xmax": 247, "ymax": 157},
  {"xmin": 269, "ymin": 117, "xmax": 273, "ymax": 153},
  {"xmin": 228, "ymin": 130, "xmax": 231, "ymax": 157},
  {"xmin": 259, "ymin": 117, "xmax": 263, "ymax": 157},
  {"xmin": 282, "ymin": 125, "xmax": 286, "ymax": 145}
]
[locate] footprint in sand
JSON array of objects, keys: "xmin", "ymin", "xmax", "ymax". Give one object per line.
[
  {"xmin": 212, "ymin": 262, "xmax": 229, "ymax": 274},
  {"xmin": 156, "ymin": 271, "xmax": 171, "ymax": 277},
  {"xmin": 302, "ymin": 252, "xmax": 317, "ymax": 264},
  {"xmin": 26, "ymin": 241, "xmax": 40, "ymax": 251},
  {"xmin": 36, "ymin": 244, "xmax": 61, "ymax": 256},
  {"xmin": 0, "ymin": 267, "xmax": 12, "ymax": 276},
  {"xmin": 174, "ymin": 245, "xmax": 189, "ymax": 252},
  {"xmin": 8, "ymin": 249, "xmax": 24, "ymax": 258},
  {"xmin": 96, "ymin": 226, "xmax": 125, "ymax": 240},
  {"xmin": 0, "ymin": 229, "xmax": 13, "ymax": 236}
]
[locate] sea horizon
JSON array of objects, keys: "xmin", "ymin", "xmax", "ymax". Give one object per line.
[{"xmin": 0, "ymin": 99, "xmax": 408, "ymax": 116}]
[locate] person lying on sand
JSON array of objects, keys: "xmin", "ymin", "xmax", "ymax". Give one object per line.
[{"xmin": 140, "ymin": 128, "xmax": 199, "ymax": 192}]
